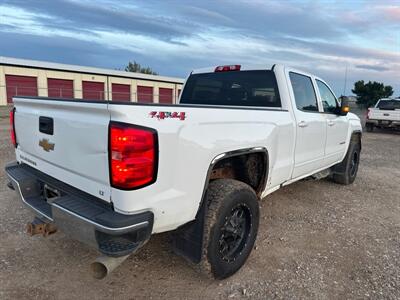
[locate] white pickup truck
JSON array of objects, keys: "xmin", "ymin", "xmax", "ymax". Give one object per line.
[
  {"xmin": 365, "ymin": 98, "xmax": 400, "ymax": 132},
  {"xmin": 6, "ymin": 64, "xmax": 362, "ymax": 279}
]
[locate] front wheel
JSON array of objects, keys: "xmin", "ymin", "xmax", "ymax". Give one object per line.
[
  {"xmin": 331, "ymin": 138, "xmax": 361, "ymax": 185},
  {"xmin": 200, "ymin": 179, "xmax": 259, "ymax": 279}
]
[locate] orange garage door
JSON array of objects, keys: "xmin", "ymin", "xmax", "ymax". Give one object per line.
[
  {"xmin": 82, "ymin": 81, "xmax": 105, "ymax": 100},
  {"xmin": 159, "ymin": 88, "xmax": 173, "ymax": 104},
  {"xmin": 48, "ymin": 78, "xmax": 74, "ymax": 98},
  {"xmin": 112, "ymin": 83, "xmax": 131, "ymax": 102},
  {"xmin": 6, "ymin": 75, "xmax": 38, "ymax": 103},
  {"xmin": 137, "ymin": 86, "xmax": 153, "ymax": 103}
]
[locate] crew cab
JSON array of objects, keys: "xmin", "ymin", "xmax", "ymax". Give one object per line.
[
  {"xmin": 6, "ymin": 64, "xmax": 362, "ymax": 279},
  {"xmin": 366, "ymin": 98, "xmax": 400, "ymax": 132}
]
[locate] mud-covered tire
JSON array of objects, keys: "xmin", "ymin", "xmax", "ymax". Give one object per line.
[
  {"xmin": 332, "ymin": 138, "xmax": 361, "ymax": 185},
  {"xmin": 200, "ymin": 179, "xmax": 259, "ymax": 279},
  {"xmin": 366, "ymin": 123, "xmax": 374, "ymax": 132}
]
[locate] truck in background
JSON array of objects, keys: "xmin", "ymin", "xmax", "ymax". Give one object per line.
[{"xmin": 366, "ymin": 98, "xmax": 400, "ymax": 132}]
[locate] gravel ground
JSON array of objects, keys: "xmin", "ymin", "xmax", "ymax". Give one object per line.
[{"xmin": 0, "ymin": 118, "xmax": 399, "ymax": 299}]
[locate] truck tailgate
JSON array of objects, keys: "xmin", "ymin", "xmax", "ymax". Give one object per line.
[
  {"xmin": 369, "ymin": 109, "xmax": 400, "ymax": 121},
  {"xmin": 13, "ymin": 98, "xmax": 111, "ymax": 202}
]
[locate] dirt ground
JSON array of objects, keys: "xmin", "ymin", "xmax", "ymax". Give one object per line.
[{"xmin": 0, "ymin": 117, "xmax": 399, "ymax": 300}]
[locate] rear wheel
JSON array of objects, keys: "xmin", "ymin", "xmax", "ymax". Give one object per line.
[
  {"xmin": 200, "ymin": 179, "xmax": 259, "ymax": 279},
  {"xmin": 366, "ymin": 123, "xmax": 374, "ymax": 132},
  {"xmin": 331, "ymin": 138, "xmax": 361, "ymax": 185}
]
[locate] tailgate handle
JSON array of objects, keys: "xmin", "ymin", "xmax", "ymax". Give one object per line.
[{"xmin": 39, "ymin": 117, "xmax": 54, "ymax": 135}]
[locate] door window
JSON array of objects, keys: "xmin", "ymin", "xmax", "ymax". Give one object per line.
[
  {"xmin": 316, "ymin": 80, "xmax": 338, "ymax": 113},
  {"xmin": 289, "ymin": 72, "xmax": 318, "ymax": 112},
  {"xmin": 377, "ymin": 100, "xmax": 400, "ymax": 110}
]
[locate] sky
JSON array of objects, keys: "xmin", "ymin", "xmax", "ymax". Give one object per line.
[{"xmin": 0, "ymin": 0, "xmax": 399, "ymax": 96}]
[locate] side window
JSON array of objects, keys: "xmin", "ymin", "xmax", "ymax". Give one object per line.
[
  {"xmin": 289, "ymin": 72, "xmax": 319, "ymax": 112},
  {"xmin": 316, "ymin": 80, "xmax": 338, "ymax": 113}
]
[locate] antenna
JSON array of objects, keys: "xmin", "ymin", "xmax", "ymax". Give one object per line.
[{"xmin": 343, "ymin": 65, "xmax": 348, "ymax": 96}]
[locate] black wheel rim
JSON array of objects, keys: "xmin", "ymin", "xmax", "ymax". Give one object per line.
[
  {"xmin": 350, "ymin": 151, "xmax": 359, "ymax": 177},
  {"xmin": 219, "ymin": 204, "xmax": 252, "ymax": 262}
]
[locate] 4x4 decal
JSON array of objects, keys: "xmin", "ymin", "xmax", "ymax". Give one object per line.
[{"xmin": 149, "ymin": 111, "xmax": 186, "ymax": 120}]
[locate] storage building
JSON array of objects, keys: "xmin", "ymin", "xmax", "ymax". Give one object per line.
[{"xmin": 0, "ymin": 57, "xmax": 184, "ymax": 105}]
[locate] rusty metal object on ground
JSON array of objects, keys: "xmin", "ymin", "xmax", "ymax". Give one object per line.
[{"xmin": 26, "ymin": 217, "xmax": 57, "ymax": 237}]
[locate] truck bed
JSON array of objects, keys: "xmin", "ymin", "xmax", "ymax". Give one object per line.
[{"xmin": 12, "ymin": 96, "xmax": 292, "ymax": 233}]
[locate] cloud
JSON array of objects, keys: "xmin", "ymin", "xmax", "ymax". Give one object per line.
[
  {"xmin": 0, "ymin": 31, "xmax": 131, "ymax": 67},
  {"xmin": 355, "ymin": 64, "xmax": 390, "ymax": 72},
  {"xmin": 1, "ymin": 0, "xmax": 194, "ymax": 39},
  {"xmin": 169, "ymin": 0, "xmax": 343, "ymax": 39},
  {"xmin": 0, "ymin": 0, "xmax": 399, "ymax": 96},
  {"xmin": 375, "ymin": 5, "xmax": 400, "ymax": 22},
  {"xmin": 178, "ymin": 5, "xmax": 234, "ymax": 25}
]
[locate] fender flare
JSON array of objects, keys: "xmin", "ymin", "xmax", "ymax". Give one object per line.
[
  {"xmin": 349, "ymin": 130, "xmax": 362, "ymax": 149},
  {"xmin": 200, "ymin": 147, "xmax": 269, "ymax": 204},
  {"xmin": 171, "ymin": 147, "xmax": 269, "ymax": 264}
]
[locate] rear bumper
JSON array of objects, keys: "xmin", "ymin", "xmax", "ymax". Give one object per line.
[
  {"xmin": 366, "ymin": 119, "xmax": 400, "ymax": 127},
  {"xmin": 5, "ymin": 162, "xmax": 153, "ymax": 257}
]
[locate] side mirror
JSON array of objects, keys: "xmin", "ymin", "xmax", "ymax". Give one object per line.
[{"xmin": 337, "ymin": 99, "xmax": 350, "ymax": 116}]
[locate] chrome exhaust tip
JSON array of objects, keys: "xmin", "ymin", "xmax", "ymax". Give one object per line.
[{"xmin": 90, "ymin": 254, "xmax": 130, "ymax": 279}]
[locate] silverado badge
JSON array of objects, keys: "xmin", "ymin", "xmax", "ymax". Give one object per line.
[{"xmin": 39, "ymin": 138, "xmax": 55, "ymax": 152}]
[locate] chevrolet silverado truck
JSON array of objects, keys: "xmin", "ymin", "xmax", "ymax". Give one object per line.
[
  {"xmin": 365, "ymin": 98, "xmax": 400, "ymax": 132},
  {"xmin": 6, "ymin": 64, "xmax": 362, "ymax": 279}
]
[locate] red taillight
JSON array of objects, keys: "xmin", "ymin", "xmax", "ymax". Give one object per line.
[
  {"xmin": 9, "ymin": 108, "xmax": 17, "ymax": 147},
  {"xmin": 214, "ymin": 65, "xmax": 241, "ymax": 72},
  {"xmin": 109, "ymin": 122, "xmax": 158, "ymax": 189}
]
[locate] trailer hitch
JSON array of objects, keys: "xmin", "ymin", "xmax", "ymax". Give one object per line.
[{"xmin": 26, "ymin": 217, "xmax": 57, "ymax": 237}]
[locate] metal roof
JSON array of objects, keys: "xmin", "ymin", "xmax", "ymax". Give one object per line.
[{"xmin": 0, "ymin": 56, "xmax": 184, "ymax": 84}]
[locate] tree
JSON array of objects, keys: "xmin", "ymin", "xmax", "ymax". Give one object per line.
[
  {"xmin": 352, "ymin": 80, "xmax": 394, "ymax": 107},
  {"xmin": 124, "ymin": 61, "xmax": 158, "ymax": 75}
]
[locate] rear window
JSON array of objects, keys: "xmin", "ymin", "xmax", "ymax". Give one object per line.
[
  {"xmin": 377, "ymin": 100, "xmax": 400, "ymax": 110},
  {"xmin": 180, "ymin": 70, "xmax": 281, "ymax": 108}
]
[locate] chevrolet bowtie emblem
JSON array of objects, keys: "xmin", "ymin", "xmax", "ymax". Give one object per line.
[{"xmin": 39, "ymin": 138, "xmax": 55, "ymax": 152}]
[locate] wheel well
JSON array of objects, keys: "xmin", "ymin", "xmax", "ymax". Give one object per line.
[
  {"xmin": 170, "ymin": 150, "xmax": 268, "ymax": 264},
  {"xmin": 209, "ymin": 151, "xmax": 268, "ymax": 196}
]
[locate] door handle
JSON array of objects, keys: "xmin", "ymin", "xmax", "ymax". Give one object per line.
[
  {"xmin": 298, "ymin": 121, "xmax": 308, "ymax": 128},
  {"xmin": 327, "ymin": 120, "xmax": 335, "ymax": 126},
  {"xmin": 39, "ymin": 116, "xmax": 54, "ymax": 135}
]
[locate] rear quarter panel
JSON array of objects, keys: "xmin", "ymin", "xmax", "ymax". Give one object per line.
[{"xmin": 109, "ymin": 104, "xmax": 294, "ymax": 233}]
